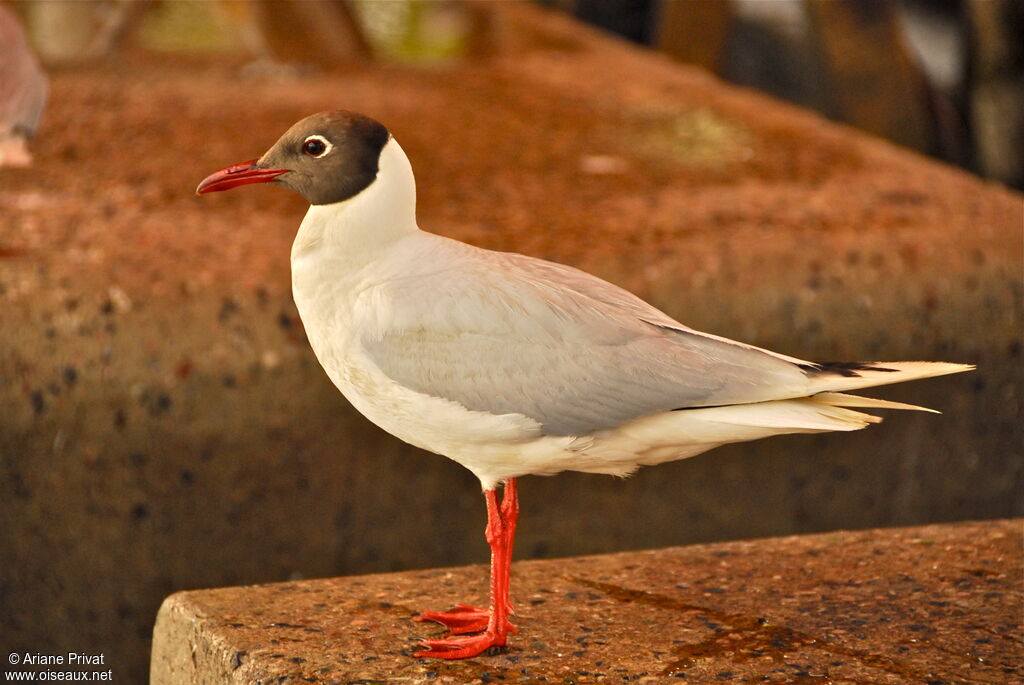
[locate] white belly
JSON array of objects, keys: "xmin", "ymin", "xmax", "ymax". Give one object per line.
[{"xmin": 290, "ymin": 238, "xmax": 581, "ymax": 488}]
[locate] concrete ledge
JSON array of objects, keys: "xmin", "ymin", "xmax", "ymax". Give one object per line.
[{"xmin": 151, "ymin": 519, "xmax": 1021, "ymax": 683}]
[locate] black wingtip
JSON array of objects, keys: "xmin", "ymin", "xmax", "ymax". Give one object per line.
[{"xmin": 798, "ymin": 361, "xmax": 900, "ymax": 378}]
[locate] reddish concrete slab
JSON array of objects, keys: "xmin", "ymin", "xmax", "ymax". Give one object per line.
[{"xmin": 152, "ymin": 520, "xmax": 1022, "ymax": 684}]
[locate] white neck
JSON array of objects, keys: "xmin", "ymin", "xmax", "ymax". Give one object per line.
[{"xmin": 290, "ymin": 137, "xmax": 419, "ymax": 262}]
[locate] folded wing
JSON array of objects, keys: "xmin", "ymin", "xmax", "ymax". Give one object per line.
[{"xmin": 360, "ymin": 243, "xmax": 818, "ymax": 436}]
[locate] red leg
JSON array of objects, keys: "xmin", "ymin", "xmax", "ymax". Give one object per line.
[
  {"xmin": 414, "ymin": 478, "xmax": 519, "ymax": 659},
  {"xmin": 499, "ymin": 478, "xmax": 518, "ymax": 616}
]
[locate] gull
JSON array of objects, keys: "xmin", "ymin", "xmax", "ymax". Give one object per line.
[{"xmin": 196, "ymin": 110, "xmax": 973, "ymax": 659}]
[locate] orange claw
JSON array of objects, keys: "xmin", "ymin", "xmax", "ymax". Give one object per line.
[{"xmin": 416, "ymin": 629, "xmax": 511, "ymax": 659}]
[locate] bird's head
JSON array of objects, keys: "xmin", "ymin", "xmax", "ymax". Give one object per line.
[{"xmin": 196, "ymin": 110, "xmax": 391, "ymax": 206}]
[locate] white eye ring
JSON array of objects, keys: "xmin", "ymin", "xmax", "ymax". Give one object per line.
[{"xmin": 302, "ymin": 135, "xmax": 333, "ymax": 158}]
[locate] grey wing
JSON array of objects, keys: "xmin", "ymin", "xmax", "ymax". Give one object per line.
[{"xmin": 362, "ymin": 248, "xmax": 814, "ymax": 436}]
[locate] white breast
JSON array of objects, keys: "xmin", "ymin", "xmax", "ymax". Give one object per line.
[{"xmin": 289, "ymin": 140, "xmax": 579, "ymax": 486}]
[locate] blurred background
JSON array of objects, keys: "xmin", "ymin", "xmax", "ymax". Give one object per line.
[
  {"xmin": 6, "ymin": 0, "xmax": 1023, "ymax": 184},
  {"xmin": 562, "ymin": 0, "xmax": 1024, "ymax": 189},
  {"xmin": 1, "ymin": 0, "xmax": 1021, "ymax": 682}
]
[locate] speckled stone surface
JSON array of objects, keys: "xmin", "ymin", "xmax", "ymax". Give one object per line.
[{"xmin": 152, "ymin": 520, "xmax": 1022, "ymax": 684}]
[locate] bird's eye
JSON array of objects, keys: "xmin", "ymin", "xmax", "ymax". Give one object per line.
[{"xmin": 302, "ymin": 135, "xmax": 331, "ymax": 158}]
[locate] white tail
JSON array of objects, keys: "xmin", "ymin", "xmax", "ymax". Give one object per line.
[
  {"xmin": 570, "ymin": 360, "xmax": 973, "ymax": 478},
  {"xmin": 677, "ymin": 361, "xmax": 974, "ymax": 437},
  {"xmin": 569, "ymin": 361, "xmax": 973, "ymax": 477},
  {"xmin": 697, "ymin": 398, "xmax": 881, "ymax": 433},
  {"xmin": 810, "ymin": 392, "xmax": 940, "ymax": 414}
]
